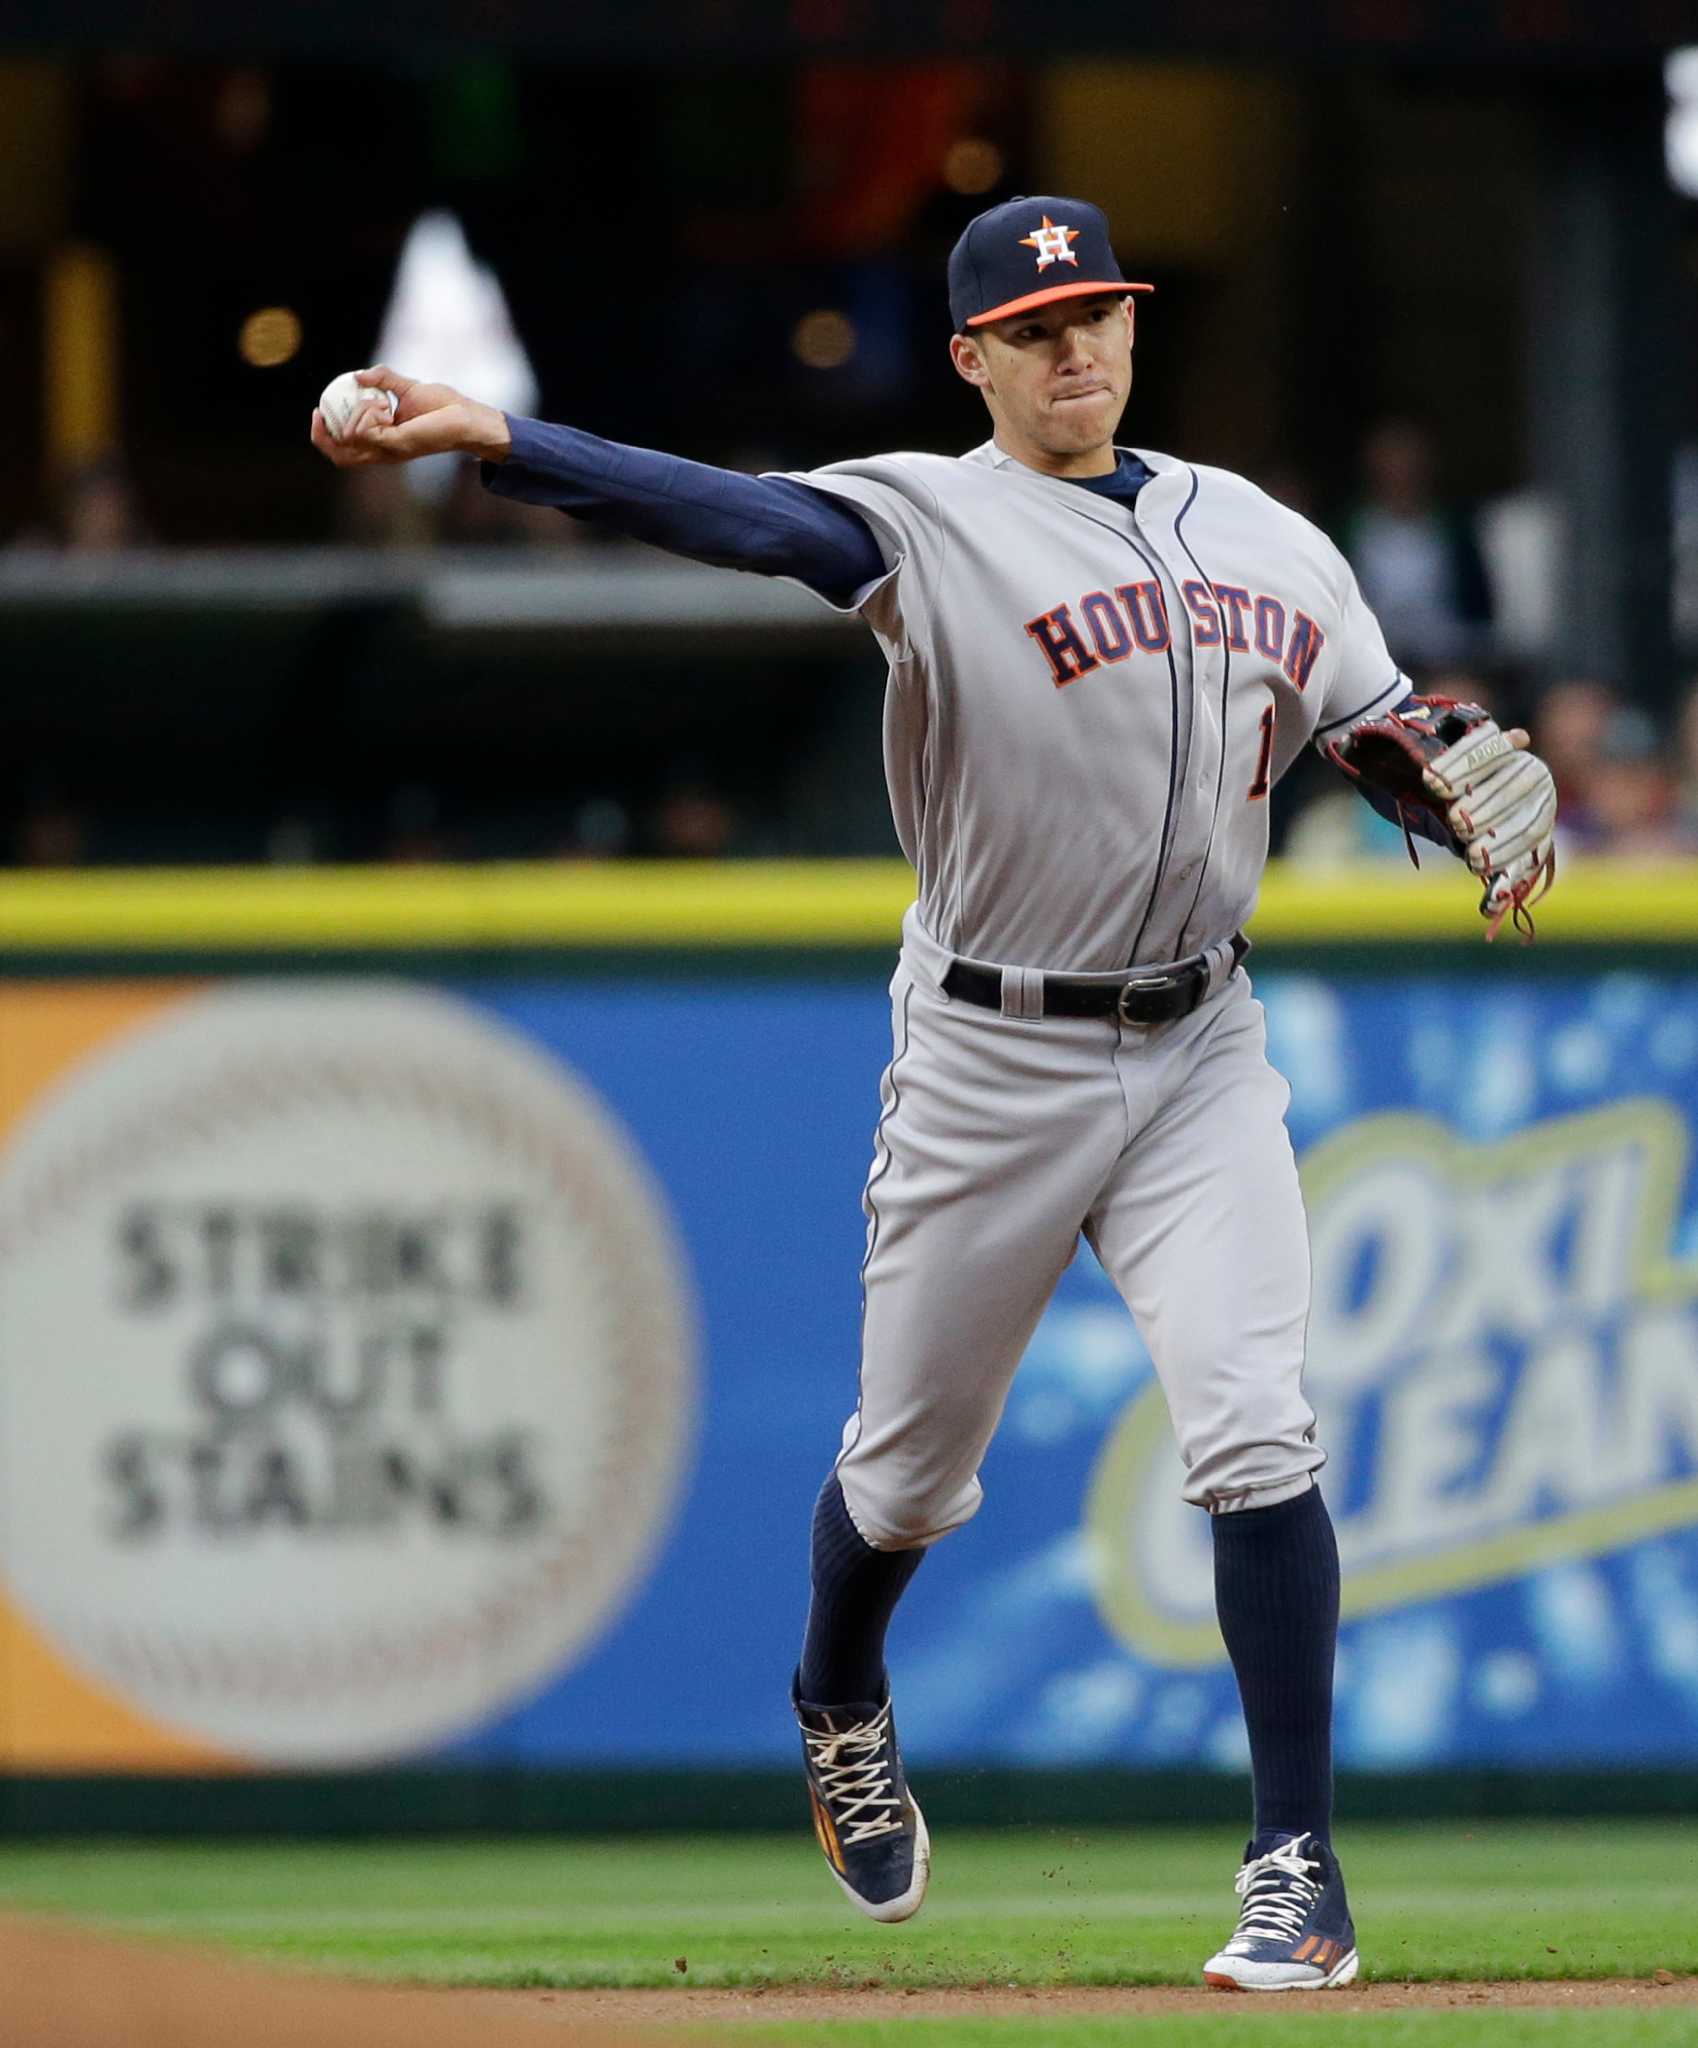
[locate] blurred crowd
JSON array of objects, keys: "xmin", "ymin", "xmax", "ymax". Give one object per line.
[
  {"xmin": 3, "ymin": 448, "xmax": 572, "ymax": 555},
  {"xmin": 6, "ymin": 413, "xmax": 1698, "ymax": 871},
  {"xmin": 1275, "ymin": 417, "xmax": 1698, "ymax": 872}
]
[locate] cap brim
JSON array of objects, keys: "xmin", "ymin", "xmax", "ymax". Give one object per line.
[{"xmin": 965, "ymin": 279, "xmax": 1153, "ymax": 329}]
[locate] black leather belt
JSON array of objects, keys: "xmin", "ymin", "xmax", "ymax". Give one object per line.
[{"xmin": 941, "ymin": 932, "xmax": 1249, "ymax": 1025}]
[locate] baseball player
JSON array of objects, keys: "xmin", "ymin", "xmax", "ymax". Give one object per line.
[{"xmin": 312, "ymin": 194, "xmax": 1557, "ymax": 1992}]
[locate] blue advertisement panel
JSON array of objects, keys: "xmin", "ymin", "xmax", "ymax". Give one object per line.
[
  {"xmin": 3, "ymin": 966, "xmax": 1697, "ymax": 1771},
  {"xmin": 468, "ymin": 968, "xmax": 1698, "ymax": 1770}
]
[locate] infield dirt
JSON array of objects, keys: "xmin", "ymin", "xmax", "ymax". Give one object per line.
[{"xmin": 482, "ymin": 1976, "xmax": 1698, "ymax": 2023}]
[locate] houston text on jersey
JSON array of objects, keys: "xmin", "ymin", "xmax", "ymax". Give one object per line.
[{"xmin": 1024, "ymin": 579, "xmax": 1326, "ymax": 691}]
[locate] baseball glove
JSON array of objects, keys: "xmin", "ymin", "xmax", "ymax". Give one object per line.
[{"xmin": 1324, "ymin": 698, "xmax": 1558, "ymax": 941}]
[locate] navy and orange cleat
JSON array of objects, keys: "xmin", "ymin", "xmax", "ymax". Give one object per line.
[
  {"xmin": 1202, "ymin": 1832, "xmax": 1359, "ymax": 1991},
  {"xmin": 793, "ymin": 1677, "xmax": 931, "ymax": 1923}
]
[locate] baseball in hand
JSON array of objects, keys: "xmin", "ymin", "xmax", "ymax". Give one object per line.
[{"xmin": 318, "ymin": 371, "xmax": 398, "ymax": 441}]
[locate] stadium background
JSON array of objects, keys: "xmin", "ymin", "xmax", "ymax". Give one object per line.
[{"xmin": 2, "ymin": 5, "xmax": 1698, "ymax": 1842}]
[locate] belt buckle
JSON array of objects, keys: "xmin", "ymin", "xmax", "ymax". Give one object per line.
[{"xmin": 1116, "ymin": 972, "xmax": 1172, "ymax": 1024}]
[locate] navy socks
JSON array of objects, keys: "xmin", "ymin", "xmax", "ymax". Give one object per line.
[
  {"xmin": 798, "ymin": 1474, "xmax": 925, "ymax": 1706},
  {"xmin": 799, "ymin": 1467, "xmax": 1337, "ymax": 1828},
  {"xmin": 1210, "ymin": 1483, "xmax": 1340, "ymax": 1851}
]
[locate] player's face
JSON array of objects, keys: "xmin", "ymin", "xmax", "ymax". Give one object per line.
[{"xmin": 950, "ymin": 296, "xmax": 1134, "ymax": 475}]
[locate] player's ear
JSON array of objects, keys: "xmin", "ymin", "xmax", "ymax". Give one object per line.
[{"xmin": 949, "ymin": 331, "xmax": 990, "ymax": 389}]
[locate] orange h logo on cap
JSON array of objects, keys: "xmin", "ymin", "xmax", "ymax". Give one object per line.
[{"xmin": 1019, "ymin": 217, "xmax": 1080, "ymax": 270}]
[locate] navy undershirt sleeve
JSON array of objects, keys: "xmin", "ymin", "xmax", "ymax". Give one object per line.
[{"xmin": 481, "ymin": 416, "xmax": 887, "ymax": 607}]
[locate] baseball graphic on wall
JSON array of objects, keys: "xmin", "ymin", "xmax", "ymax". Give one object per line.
[{"xmin": 0, "ymin": 982, "xmax": 696, "ymax": 1764}]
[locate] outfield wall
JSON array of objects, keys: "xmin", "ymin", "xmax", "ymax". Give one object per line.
[{"xmin": 3, "ymin": 858, "xmax": 1698, "ymax": 1820}]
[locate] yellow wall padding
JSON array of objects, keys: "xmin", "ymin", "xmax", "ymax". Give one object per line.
[{"xmin": 0, "ymin": 858, "xmax": 1690, "ymax": 952}]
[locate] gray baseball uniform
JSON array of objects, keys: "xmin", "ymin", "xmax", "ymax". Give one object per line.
[
  {"xmin": 346, "ymin": 184, "xmax": 1550, "ymax": 1960},
  {"xmin": 783, "ymin": 441, "xmax": 1408, "ymax": 1546}
]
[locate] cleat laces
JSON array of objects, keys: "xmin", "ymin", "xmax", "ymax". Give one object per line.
[
  {"xmin": 803, "ymin": 1702, "xmax": 904, "ymax": 1845},
  {"xmin": 1227, "ymin": 1834, "xmax": 1324, "ymax": 1947}
]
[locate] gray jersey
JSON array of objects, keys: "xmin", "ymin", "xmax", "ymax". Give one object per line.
[{"xmin": 788, "ymin": 440, "xmax": 1407, "ymax": 972}]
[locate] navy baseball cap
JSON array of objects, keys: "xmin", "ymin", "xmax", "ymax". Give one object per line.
[{"xmin": 948, "ymin": 194, "xmax": 1152, "ymax": 332}]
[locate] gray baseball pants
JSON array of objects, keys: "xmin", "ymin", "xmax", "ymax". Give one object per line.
[{"xmin": 835, "ymin": 907, "xmax": 1323, "ymax": 1550}]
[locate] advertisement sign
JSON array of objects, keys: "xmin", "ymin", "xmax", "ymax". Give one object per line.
[
  {"xmin": 0, "ymin": 982, "xmax": 694, "ymax": 1768},
  {"xmin": 3, "ymin": 966, "xmax": 1698, "ymax": 1770}
]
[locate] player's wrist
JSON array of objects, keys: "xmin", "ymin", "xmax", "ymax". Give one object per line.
[{"xmin": 463, "ymin": 405, "xmax": 512, "ymax": 464}]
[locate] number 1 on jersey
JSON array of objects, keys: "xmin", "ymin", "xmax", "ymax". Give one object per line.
[{"xmin": 1247, "ymin": 698, "xmax": 1275, "ymax": 801}]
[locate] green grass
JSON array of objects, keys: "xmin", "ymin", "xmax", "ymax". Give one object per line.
[
  {"xmin": 0, "ymin": 1822, "xmax": 1689, "ymax": 1995},
  {"xmin": 3, "ymin": 1823, "xmax": 1696, "ymax": 2044}
]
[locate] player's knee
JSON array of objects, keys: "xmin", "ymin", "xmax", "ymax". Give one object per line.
[
  {"xmin": 1158, "ymin": 1342, "xmax": 1322, "ymax": 1510},
  {"xmin": 837, "ymin": 1463, "xmax": 982, "ymax": 1550}
]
